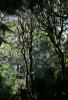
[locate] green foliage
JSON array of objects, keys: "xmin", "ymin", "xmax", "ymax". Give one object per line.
[{"xmin": 0, "ymin": 0, "xmax": 68, "ymax": 100}]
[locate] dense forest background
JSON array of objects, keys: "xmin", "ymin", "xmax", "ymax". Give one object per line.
[{"xmin": 0, "ymin": 0, "xmax": 68, "ymax": 100}]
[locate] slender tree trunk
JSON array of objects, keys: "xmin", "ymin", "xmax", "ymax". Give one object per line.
[
  {"xmin": 58, "ymin": 48, "xmax": 65, "ymax": 80},
  {"xmin": 29, "ymin": 15, "xmax": 34, "ymax": 100}
]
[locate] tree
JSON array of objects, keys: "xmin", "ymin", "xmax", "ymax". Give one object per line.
[{"xmin": 0, "ymin": 0, "xmax": 68, "ymax": 100}]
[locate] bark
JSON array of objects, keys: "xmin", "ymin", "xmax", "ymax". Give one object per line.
[{"xmin": 29, "ymin": 14, "xmax": 34, "ymax": 100}]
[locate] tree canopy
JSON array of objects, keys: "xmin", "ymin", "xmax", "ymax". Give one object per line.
[{"xmin": 0, "ymin": 0, "xmax": 68, "ymax": 100}]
